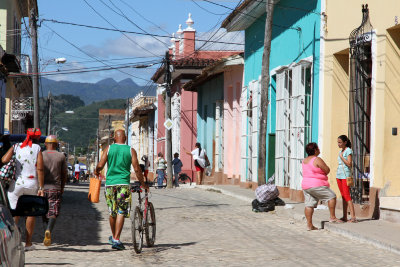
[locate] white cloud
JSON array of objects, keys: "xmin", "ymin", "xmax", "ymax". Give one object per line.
[{"xmin": 82, "ymin": 34, "xmax": 169, "ymax": 58}]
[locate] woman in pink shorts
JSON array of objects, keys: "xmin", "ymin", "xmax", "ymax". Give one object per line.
[{"xmin": 302, "ymin": 143, "xmax": 342, "ymax": 230}]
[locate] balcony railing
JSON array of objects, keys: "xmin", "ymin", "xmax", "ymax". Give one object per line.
[{"xmin": 11, "ymin": 97, "xmax": 33, "ymax": 121}]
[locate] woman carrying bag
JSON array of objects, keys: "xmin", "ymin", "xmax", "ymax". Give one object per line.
[
  {"xmin": 2, "ymin": 128, "xmax": 44, "ymax": 250},
  {"xmin": 186, "ymin": 142, "xmax": 209, "ymax": 185},
  {"xmin": 336, "ymin": 135, "xmax": 357, "ymax": 223}
]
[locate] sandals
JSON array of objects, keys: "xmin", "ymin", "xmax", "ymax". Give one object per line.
[
  {"xmin": 348, "ymin": 218, "xmax": 358, "ymax": 223},
  {"xmin": 307, "ymin": 226, "xmax": 319, "ymax": 231},
  {"xmin": 329, "ymin": 218, "xmax": 344, "ymax": 224}
]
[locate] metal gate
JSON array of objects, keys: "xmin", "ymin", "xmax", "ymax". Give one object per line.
[{"xmin": 348, "ymin": 4, "xmax": 373, "ymax": 204}]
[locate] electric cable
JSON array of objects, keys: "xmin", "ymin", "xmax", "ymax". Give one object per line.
[
  {"xmin": 42, "ymin": 23, "xmax": 155, "ymax": 82},
  {"xmin": 83, "ymin": 0, "xmax": 164, "ymax": 57},
  {"xmin": 41, "ymin": 19, "xmax": 245, "ymax": 45},
  {"xmin": 101, "ymin": 0, "xmax": 168, "ymax": 47}
]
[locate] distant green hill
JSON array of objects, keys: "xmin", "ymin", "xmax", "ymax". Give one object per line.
[
  {"xmin": 41, "ymin": 77, "xmax": 156, "ymax": 105},
  {"xmin": 52, "ymin": 98, "xmax": 126, "ymax": 152}
]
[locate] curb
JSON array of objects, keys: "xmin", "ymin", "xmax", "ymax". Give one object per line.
[
  {"xmin": 195, "ymin": 185, "xmax": 254, "ymax": 203},
  {"xmin": 197, "ymin": 185, "xmax": 400, "ymax": 256}
]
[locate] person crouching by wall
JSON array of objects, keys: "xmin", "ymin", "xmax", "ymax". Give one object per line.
[{"xmin": 302, "ymin": 142, "xmax": 343, "ymax": 230}]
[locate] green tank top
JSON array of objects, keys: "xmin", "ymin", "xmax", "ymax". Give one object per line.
[{"xmin": 106, "ymin": 144, "xmax": 132, "ymax": 185}]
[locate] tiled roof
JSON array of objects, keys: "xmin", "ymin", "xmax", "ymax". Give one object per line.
[{"xmin": 151, "ymin": 51, "xmax": 243, "ymax": 82}]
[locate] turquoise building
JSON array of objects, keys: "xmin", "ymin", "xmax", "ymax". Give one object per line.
[{"xmin": 222, "ymin": 0, "xmax": 321, "ymax": 191}]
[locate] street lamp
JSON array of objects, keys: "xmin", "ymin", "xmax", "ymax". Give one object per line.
[
  {"xmin": 54, "ymin": 127, "xmax": 68, "ymax": 136},
  {"xmin": 41, "ymin": 57, "xmax": 68, "ymax": 71}
]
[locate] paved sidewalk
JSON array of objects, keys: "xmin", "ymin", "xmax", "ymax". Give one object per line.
[{"xmin": 197, "ymin": 184, "xmax": 400, "ymax": 255}]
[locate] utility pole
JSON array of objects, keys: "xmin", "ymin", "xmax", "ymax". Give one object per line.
[
  {"xmin": 125, "ymin": 98, "xmax": 130, "ymax": 144},
  {"xmin": 46, "ymin": 91, "xmax": 52, "ymax": 135},
  {"xmin": 258, "ymin": 0, "xmax": 275, "ymax": 185},
  {"xmin": 164, "ymin": 51, "xmax": 173, "ymax": 189},
  {"xmin": 30, "ymin": 7, "xmax": 40, "ymax": 128}
]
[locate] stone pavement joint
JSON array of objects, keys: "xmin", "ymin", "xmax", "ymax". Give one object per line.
[{"xmin": 197, "ymin": 184, "xmax": 400, "ymax": 256}]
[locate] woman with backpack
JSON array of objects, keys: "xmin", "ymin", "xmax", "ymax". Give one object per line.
[{"xmin": 185, "ymin": 142, "xmax": 209, "ymax": 185}]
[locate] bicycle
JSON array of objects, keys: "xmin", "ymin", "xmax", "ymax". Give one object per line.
[
  {"xmin": 153, "ymin": 172, "xmax": 192, "ymax": 187},
  {"xmin": 130, "ymin": 181, "xmax": 156, "ymax": 254}
]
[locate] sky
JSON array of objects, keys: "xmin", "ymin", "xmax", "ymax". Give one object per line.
[{"xmin": 27, "ymin": 0, "xmax": 245, "ymax": 87}]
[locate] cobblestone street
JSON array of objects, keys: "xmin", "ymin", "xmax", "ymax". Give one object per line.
[{"xmin": 25, "ymin": 184, "xmax": 400, "ymax": 266}]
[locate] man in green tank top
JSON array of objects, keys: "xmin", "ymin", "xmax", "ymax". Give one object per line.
[{"xmin": 95, "ymin": 129, "xmax": 147, "ymax": 250}]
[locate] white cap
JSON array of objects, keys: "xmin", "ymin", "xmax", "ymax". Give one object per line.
[{"xmin": 177, "ymin": 24, "xmax": 183, "ymax": 36}]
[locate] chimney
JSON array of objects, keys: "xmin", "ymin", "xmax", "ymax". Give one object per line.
[
  {"xmin": 183, "ymin": 13, "xmax": 195, "ymax": 58},
  {"xmin": 175, "ymin": 24, "xmax": 183, "ymax": 59}
]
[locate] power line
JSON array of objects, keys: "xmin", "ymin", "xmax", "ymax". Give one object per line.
[
  {"xmin": 10, "ymin": 61, "xmax": 160, "ymax": 77},
  {"xmin": 118, "ymin": 0, "xmax": 170, "ymax": 35},
  {"xmin": 82, "ymin": 0, "xmax": 163, "ymax": 57},
  {"xmin": 190, "ymin": 0, "xmax": 230, "ymax": 16},
  {"xmin": 101, "ymin": 0, "xmax": 168, "ymax": 46},
  {"xmin": 42, "ymin": 55, "xmax": 161, "ymax": 66},
  {"xmin": 42, "ymin": 23, "xmax": 155, "ymax": 82},
  {"xmin": 41, "ymin": 19, "xmax": 245, "ymax": 45}
]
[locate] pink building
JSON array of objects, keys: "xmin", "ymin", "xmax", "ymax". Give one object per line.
[
  {"xmin": 183, "ymin": 54, "xmax": 244, "ymax": 185},
  {"xmin": 151, "ymin": 14, "xmax": 241, "ymax": 182}
]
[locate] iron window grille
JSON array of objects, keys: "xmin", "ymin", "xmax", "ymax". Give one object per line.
[{"xmin": 349, "ymin": 4, "xmax": 373, "ymax": 204}]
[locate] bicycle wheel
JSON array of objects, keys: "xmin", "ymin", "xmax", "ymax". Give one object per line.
[
  {"xmin": 153, "ymin": 176, "xmax": 167, "ymax": 188},
  {"xmin": 145, "ymin": 202, "xmax": 156, "ymax": 247},
  {"xmin": 131, "ymin": 206, "xmax": 143, "ymax": 254},
  {"xmin": 179, "ymin": 174, "xmax": 192, "ymax": 185}
]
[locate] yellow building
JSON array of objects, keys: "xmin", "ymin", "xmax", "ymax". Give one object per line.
[
  {"xmin": 128, "ymin": 95, "xmax": 156, "ymax": 179},
  {"xmin": 320, "ymin": 1, "xmax": 400, "ymax": 220},
  {"xmin": 0, "ymin": 0, "xmax": 37, "ymax": 134}
]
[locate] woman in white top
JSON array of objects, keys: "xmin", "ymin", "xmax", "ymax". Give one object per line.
[
  {"xmin": 2, "ymin": 128, "xmax": 44, "ymax": 250},
  {"xmin": 186, "ymin": 142, "xmax": 209, "ymax": 185}
]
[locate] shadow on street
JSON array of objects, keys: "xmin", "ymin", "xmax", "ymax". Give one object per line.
[{"xmin": 31, "ymin": 184, "xmax": 103, "ymax": 247}]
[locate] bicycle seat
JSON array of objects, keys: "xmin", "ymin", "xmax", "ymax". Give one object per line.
[{"xmin": 131, "ymin": 185, "xmax": 141, "ymax": 193}]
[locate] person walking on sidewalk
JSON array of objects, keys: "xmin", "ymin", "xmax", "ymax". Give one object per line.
[
  {"xmin": 302, "ymin": 142, "xmax": 342, "ymax": 231},
  {"xmin": 172, "ymin": 153, "xmax": 183, "ymax": 187},
  {"xmin": 336, "ymin": 135, "xmax": 357, "ymax": 223},
  {"xmin": 185, "ymin": 143, "xmax": 209, "ymax": 185},
  {"xmin": 141, "ymin": 155, "xmax": 150, "ymax": 180},
  {"xmin": 1, "ymin": 128, "xmax": 44, "ymax": 250},
  {"xmin": 155, "ymin": 152, "xmax": 167, "ymax": 188},
  {"xmin": 41, "ymin": 135, "xmax": 67, "ymax": 246},
  {"xmin": 95, "ymin": 129, "xmax": 147, "ymax": 250}
]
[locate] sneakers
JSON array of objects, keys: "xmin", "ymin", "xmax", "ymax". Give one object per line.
[
  {"xmin": 111, "ymin": 241, "xmax": 125, "ymax": 250},
  {"xmin": 43, "ymin": 230, "xmax": 51, "ymax": 246},
  {"xmin": 109, "ymin": 236, "xmax": 125, "ymax": 250}
]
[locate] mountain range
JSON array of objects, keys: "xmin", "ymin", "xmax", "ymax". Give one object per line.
[{"xmin": 40, "ymin": 77, "xmax": 156, "ymax": 105}]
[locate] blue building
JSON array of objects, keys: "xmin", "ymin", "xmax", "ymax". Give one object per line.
[{"xmin": 222, "ymin": 0, "xmax": 321, "ymax": 194}]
